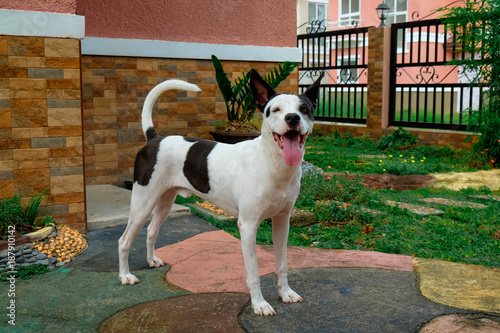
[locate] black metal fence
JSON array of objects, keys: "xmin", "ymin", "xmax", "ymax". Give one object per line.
[
  {"xmin": 297, "ymin": 27, "xmax": 370, "ymax": 124},
  {"xmin": 389, "ymin": 19, "xmax": 484, "ymax": 131}
]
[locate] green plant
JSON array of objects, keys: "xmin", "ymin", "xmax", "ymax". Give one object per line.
[
  {"xmin": 377, "ymin": 127, "xmax": 419, "ymax": 150},
  {"xmin": 211, "ymin": 54, "xmax": 298, "ymax": 123},
  {"xmin": 1, "ymin": 264, "xmax": 49, "ymax": 281},
  {"xmin": 0, "ymin": 187, "xmax": 54, "ymax": 238},
  {"xmin": 0, "ymin": 194, "xmax": 27, "ymax": 236},
  {"xmin": 25, "ymin": 187, "xmax": 50, "ymax": 227},
  {"xmin": 437, "ymin": 0, "xmax": 500, "ymax": 166}
]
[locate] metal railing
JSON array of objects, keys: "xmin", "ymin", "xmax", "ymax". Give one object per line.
[
  {"xmin": 389, "ymin": 19, "xmax": 484, "ymax": 131},
  {"xmin": 297, "ymin": 26, "xmax": 370, "ymax": 123}
]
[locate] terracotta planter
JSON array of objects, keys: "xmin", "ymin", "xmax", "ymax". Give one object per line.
[{"xmin": 210, "ymin": 131, "xmax": 260, "ymax": 144}]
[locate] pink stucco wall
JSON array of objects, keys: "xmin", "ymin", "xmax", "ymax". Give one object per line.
[
  {"xmin": 0, "ymin": 0, "xmax": 77, "ymax": 14},
  {"xmin": 76, "ymin": 0, "xmax": 296, "ymax": 47}
]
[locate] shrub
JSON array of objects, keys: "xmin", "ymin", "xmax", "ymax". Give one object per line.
[
  {"xmin": 438, "ymin": 0, "xmax": 500, "ymax": 167},
  {"xmin": 0, "ymin": 194, "xmax": 28, "ymax": 237},
  {"xmin": 377, "ymin": 127, "xmax": 418, "ymax": 150},
  {"xmin": 0, "ymin": 187, "xmax": 54, "ymax": 238}
]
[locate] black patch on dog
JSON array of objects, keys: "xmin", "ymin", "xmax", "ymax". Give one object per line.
[
  {"xmin": 264, "ymin": 94, "xmax": 280, "ymax": 118},
  {"xmin": 183, "ymin": 136, "xmax": 200, "ymax": 143},
  {"xmin": 134, "ymin": 136, "xmax": 163, "ymax": 186},
  {"xmin": 297, "ymin": 95, "xmax": 315, "ymax": 121},
  {"xmin": 183, "ymin": 138, "xmax": 217, "ymax": 193},
  {"xmin": 145, "ymin": 127, "xmax": 159, "ymax": 142}
]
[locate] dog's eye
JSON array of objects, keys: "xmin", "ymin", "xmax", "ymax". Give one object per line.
[
  {"xmin": 272, "ymin": 107, "xmax": 280, "ymax": 113},
  {"xmin": 300, "ymin": 106, "xmax": 309, "ymax": 113}
]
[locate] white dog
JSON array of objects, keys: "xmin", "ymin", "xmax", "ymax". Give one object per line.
[{"xmin": 118, "ymin": 70, "xmax": 323, "ymax": 315}]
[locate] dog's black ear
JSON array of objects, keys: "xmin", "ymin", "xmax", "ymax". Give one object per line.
[
  {"xmin": 304, "ymin": 71, "xmax": 324, "ymax": 109},
  {"xmin": 250, "ymin": 69, "xmax": 276, "ymax": 111}
]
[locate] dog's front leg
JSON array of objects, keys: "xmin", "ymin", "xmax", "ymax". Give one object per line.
[
  {"xmin": 272, "ymin": 213, "xmax": 303, "ymax": 304},
  {"xmin": 239, "ymin": 219, "xmax": 276, "ymax": 316}
]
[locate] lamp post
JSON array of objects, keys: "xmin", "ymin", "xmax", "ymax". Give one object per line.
[{"xmin": 376, "ymin": 2, "xmax": 390, "ymax": 27}]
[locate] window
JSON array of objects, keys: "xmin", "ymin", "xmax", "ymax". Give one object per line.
[
  {"xmin": 385, "ymin": 0, "xmax": 407, "ymax": 25},
  {"xmin": 308, "ymin": 2, "xmax": 327, "ymax": 32},
  {"xmin": 339, "ymin": 0, "xmax": 360, "ymax": 27}
]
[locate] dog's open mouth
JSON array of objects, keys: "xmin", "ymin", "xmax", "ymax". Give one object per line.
[{"xmin": 273, "ymin": 131, "xmax": 307, "ymax": 166}]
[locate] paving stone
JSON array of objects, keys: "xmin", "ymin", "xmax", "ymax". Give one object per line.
[
  {"xmin": 360, "ymin": 206, "xmax": 387, "ymax": 216},
  {"xmin": 99, "ymin": 293, "xmax": 249, "ymax": 333},
  {"xmin": 385, "ymin": 200, "xmax": 444, "ymax": 216},
  {"xmin": 418, "ymin": 198, "xmax": 488, "ymax": 209},
  {"xmin": 467, "ymin": 195, "xmax": 500, "ymax": 202},
  {"xmin": 290, "ymin": 208, "xmax": 316, "ymax": 227},
  {"xmin": 316, "ymin": 200, "xmax": 387, "ymax": 217}
]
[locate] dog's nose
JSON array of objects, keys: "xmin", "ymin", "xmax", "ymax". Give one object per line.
[{"xmin": 285, "ymin": 113, "xmax": 301, "ymax": 126}]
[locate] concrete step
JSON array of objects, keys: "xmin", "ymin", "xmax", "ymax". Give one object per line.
[
  {"xmin": 86, "ymin": 185, "xmax": 191, "ymax": 231},
  {"xmin": 384, "ymin": 200, "xmax": 444, "ymax": 216},
  {"xmin": 418, "ymin": 197, "xmax": 488, "ymax": 209}
]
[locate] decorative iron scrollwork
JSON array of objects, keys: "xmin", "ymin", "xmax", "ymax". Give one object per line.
[
  {"xmin": 395, "ymin": 65, "xmax": 460, "ymax": 85},
  {"xmin": 306, "ymin": 20, "xmax": 327, "ymax": 34},
  {"xmin": 299, "ymin": 70, "xmax": 323, "ymax": 82}
]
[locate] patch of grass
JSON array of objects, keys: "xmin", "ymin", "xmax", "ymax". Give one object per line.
[
  {"xmin": 304, "ymin": 131, "xmax": 492, "ymax": 175},
  {"xmin": 1, "ymin": 264, "xmax": 49, "ymax": 282}
]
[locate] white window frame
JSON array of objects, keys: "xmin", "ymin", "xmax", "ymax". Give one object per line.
[
  {"xmin": 385, "ymin": 0, "xmax": 408, "ymax": 26},
  {"xmin": 308, "ymin": 0, "xmax": 328, "ymax": 31},
  {"xmin": 339, "ymin": 0, "xmax": 360, "ymax": 27}
]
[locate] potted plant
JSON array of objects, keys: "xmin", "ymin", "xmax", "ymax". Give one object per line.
[{"xmin": 210, "ymin": 55, "xmax": 298, "ymax": 143}]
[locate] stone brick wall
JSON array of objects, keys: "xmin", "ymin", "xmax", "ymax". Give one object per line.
[
  {"xmin": 0, "ymin": 35, "xmax": 86, "ymax": 232},
  {"xmin": 81, "ymin": 56, "xmax": 298, "ymax": 186}
]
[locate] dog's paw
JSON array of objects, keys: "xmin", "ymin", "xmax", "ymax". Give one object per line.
[
  {"xmin": 252, "ymin": 301, "xmax": 276, "ymax": 316},
  {"xmin": 279, "ymin": 287, "xmax": 303, "ymax": 304},
  {"xmin": 120, "ymin": 273, "xmax": 140, "ymax": 285},
  {"xmin": 148, "ymin": 256, "xmax": 165, "ymax": 268}
]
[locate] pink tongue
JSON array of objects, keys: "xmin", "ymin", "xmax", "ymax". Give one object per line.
[{"xmin": 282, "ymin": 133, "xmax": 302, "ymax": 166}]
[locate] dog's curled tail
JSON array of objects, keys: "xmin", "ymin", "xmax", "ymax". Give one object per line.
[{"xmin": 141, "ymin": 79, "xmax": 202, "ymax": 141}]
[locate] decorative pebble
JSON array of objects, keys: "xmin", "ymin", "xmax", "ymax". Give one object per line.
[
  {"xmin": 2, "ymin": 225, "xmax": 88, "ymax": 275},
  {"xmin": 16, "ymin": 257, "xmax": 25, "ymax": 264}
]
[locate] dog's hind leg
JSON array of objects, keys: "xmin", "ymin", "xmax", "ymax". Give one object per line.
[
  {"xmin": 118, "ymin": 185, "xmax": 159, "ymax": 285},
  {"xmin": 272, "ymin": 213, "xmax": 303, "ymax": 304},
  {"xmin": 146, "ymin": 189, "xmax": 177, "ymax": 268}
]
